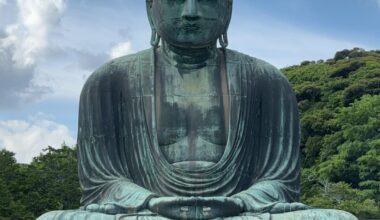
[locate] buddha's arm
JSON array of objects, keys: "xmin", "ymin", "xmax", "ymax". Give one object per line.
[
  {"xmin": 232, "ymin": 181, "xmax": 308, "ymax": 213},
  {"xmin": 77, "ymin": 63, "xmax": 157, "ymax": 214},
  {"xmin": 232, "ymin": 64, "xmax": 307, "ymax": 213}
]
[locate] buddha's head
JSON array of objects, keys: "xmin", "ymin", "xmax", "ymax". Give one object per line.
[{"xmin": 146, "ymin": 0, "xmax": 233, "ymax": 48}]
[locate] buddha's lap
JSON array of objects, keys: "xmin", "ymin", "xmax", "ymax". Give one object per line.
[{"xmin": 37, "ymin": 209, "xmax": 357, "ymax": 220}]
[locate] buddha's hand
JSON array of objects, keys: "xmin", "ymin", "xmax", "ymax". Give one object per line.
[
  {"xmin": 148, "ymin": 196, "xmax": 244, "ymax": 219},
  {"xmin": 84, "ymin": 203, "xmax": 127, "ymax": 215},
  {"xmin": 270, "ymin": 202, "xmax": 309, "ymax": 214}
]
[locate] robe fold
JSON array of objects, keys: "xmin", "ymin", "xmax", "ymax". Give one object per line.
[{"xmin": 77, "ymin": 48, "xmax": 300, "ymax": 214}]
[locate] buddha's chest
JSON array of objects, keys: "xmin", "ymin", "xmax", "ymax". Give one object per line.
[
  {"xmin": 156, "ymin": 68, "xmax": 228, "ymax": 168},
  {"xmin": 157, "ymin": 93, "xmax": 227, "ymax": 144}
]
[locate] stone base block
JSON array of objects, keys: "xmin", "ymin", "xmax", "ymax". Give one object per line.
[{"xmin": 38, "ymin": 209, "xmax": 358, "ymax": 220}]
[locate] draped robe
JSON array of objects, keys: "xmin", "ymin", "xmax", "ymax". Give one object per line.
[{"xmin": 77, "ymin": 47, "xmax": 300, "ymax": 214}]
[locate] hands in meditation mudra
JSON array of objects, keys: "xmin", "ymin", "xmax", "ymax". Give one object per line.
[{"xmin": 38, "ymin": 0, "xmax": 357, "ymax": 219}]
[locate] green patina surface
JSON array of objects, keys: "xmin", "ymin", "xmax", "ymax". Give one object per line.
[{"xmin": 38, "ymin": 0, "xmax": 357, "ymax": 219}]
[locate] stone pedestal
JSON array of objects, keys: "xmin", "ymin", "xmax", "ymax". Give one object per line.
[{"xmin": 38, "ymin": 209, "xmax": 357, "ymax": 220}]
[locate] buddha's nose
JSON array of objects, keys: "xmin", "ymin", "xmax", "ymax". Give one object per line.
[{"xmin": 181, "ymin": 0, "xmax": 200, "ymax": 20}]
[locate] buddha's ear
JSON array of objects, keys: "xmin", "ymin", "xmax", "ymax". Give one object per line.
[
  {"xmin": 219, "ymin": 0, "xmax": 233, "ymax": 48},
  {"xmin": 146, "ymin": 0, "xmax": 160, "ymax": 47},
  {"xmin": 146, "ymin": 0, "xmax": 155, "ymax": 29},
  {"xmin": 224, "ymin": 0, "xmax": 233, "ymax": 32}
]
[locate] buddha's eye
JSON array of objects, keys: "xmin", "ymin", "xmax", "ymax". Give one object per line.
[
  {"xmin": 197, "ymin": 0, "xmax": 219, "ymax": 6},
  {"xmin": 200, "ymin": 0, "xmax": 219, "ymax": 3},
  {"xmin": 165, "ymin": 0, "xmax": 185, "ymax": 5},
  {"xmin": 165, "ymin": 0, "xmax": 217, "ymax": 4}
]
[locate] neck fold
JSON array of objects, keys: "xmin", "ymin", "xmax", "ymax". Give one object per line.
[{"xmin": 161, "ymin": 41, "xmax": 218, "ymax": 70}]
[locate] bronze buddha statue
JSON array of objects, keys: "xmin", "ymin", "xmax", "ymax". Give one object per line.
[{"xmin": 38, "ymin": 0, "xmax": 357, "ymax": 219}]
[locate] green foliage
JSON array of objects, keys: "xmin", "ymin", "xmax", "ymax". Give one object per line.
[
  {"xmin": 284, "ymin": 48, "xmax": 380, "ymax": 218},
  {"xmin": 28, "ymin": 146, "xmax": 81, "ymax": 213},
  {"xmin": 302, "ymin": 180, "xmax": 379, "ymax": 219},
  {"xmin": 330, "ymin": 61, "xmax": 365, "ymax": 78},
  {"xmin": 343, "ymin": 79, "xmax": 380, "ymax": 106},
  {"xmin": 0, "ymin": 150, "xmax": 33, "ymax": 220},
  {"xmin": 0, "ymin": 146, "xmax": 80, "ymax": 219},
  {"xmin": 334, "ymin": 48, "xmax": 367, "ymax": 61}
]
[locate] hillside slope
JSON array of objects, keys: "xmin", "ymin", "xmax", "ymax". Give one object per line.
[{"xmin": 283, "ymin": 48, "xmax": 380, "ymax": 218}]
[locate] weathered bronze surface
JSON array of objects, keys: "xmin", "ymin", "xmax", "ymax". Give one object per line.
[{"xmin": 38, "ymin": 0, "xmax": 357, "ymax": 219}]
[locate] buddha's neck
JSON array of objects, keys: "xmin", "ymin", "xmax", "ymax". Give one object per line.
[{"xmin": 161, "ymin": 41, "xmax": 218, "ymax": 70}]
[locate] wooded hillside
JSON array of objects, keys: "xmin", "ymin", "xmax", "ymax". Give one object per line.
[{"xmin": 283, "ymin": 48, "xmax": 380, "ymax": 218}]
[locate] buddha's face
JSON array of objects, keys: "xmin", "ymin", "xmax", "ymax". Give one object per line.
[{"xmin": 148, "ymin": 0, "xmax": 232, "ymax": 48}]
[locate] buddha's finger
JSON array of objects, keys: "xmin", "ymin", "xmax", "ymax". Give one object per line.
[
  {"xmin": 178, "ymin": 196, "xmax": 197, "ymax": 203},
  {"xmin": 232, "ymin": 197, "xmax": 245, "ymax": 210},
  {"xmin": 290, "ymin": 202, "xmax": 309, "ymax": 211},
  {"xmin": 153, "ymin": 196, "xmax": 178, "ymax": 204},
  {"xmin": 86, "ymin": 204, "xmax": 100, "ymax": 212},
  {"xmin": 103, "ymin": 204, "xmax": 118, "ymax": 214},
  {"xmin": 270, "ymin": 203, "xmax": 291, "ymax": 213},
  {"xmin": 271, "ymin": 202, "xmax": 309, "ymax": 213}
]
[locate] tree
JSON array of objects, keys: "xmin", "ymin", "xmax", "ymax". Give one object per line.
[
  {"xmin": 0, "ymin": 146, "xmax": 80, "ymax": 219},
  {"xmin": 284, "ymin": 48, "xmax": 380, "ymax": 218}
]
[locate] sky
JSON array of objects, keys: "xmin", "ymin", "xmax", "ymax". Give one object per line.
[{"xmin": 0, "ymin": 0, "xmax": 379, "ymax": 163}]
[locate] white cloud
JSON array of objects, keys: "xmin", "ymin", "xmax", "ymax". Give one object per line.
[
  {"xmin": 377, "ymin": 0, "xmax": 380, "ymax": 8},
  {"xmin": 0, "ymin": 0, "xmax": 7, "ymax": 9},
  {"xmin": 0, "ymin": 0, "xmax": 66, "ymax": 109},
  {"xmin": 31, "ymin": 46, "xmax": 109, "ymax": 99},
  {"xmin": 0, "ymin": 114, "xmax": 75, "ymax": 163},
  {"xmin": 110, "ymin": 41, "xmax": 134, "ymax": 59},
  {"xmin": 2, "ymin": 0, "xmax": 66, "ymax": 66}
]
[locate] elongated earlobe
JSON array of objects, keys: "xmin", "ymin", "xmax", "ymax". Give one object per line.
[
  {"xmin": 219, "ymin": 33, "xmax": 228, "ymax": 48},
  {"xmin": 151, "ymin": 29, "xmax": 161, "ymax": 48}
]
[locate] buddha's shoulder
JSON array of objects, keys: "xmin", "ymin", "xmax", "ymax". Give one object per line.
[
  {"xmin": 85, "ymin": 49, "xmax": 152, "ymax": 84},
  {"xmin": 225, "ymin": 49, "xmax": 286, "ymax": 81}
]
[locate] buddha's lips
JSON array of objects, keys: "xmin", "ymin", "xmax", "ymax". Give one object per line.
[
  {"xmin": 182, "ymin": 23, "xmax": 200, "ymax": 32},
  {"xmin": 164, "ymin": 17, "xmax": 217, "ymax": 31}
]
